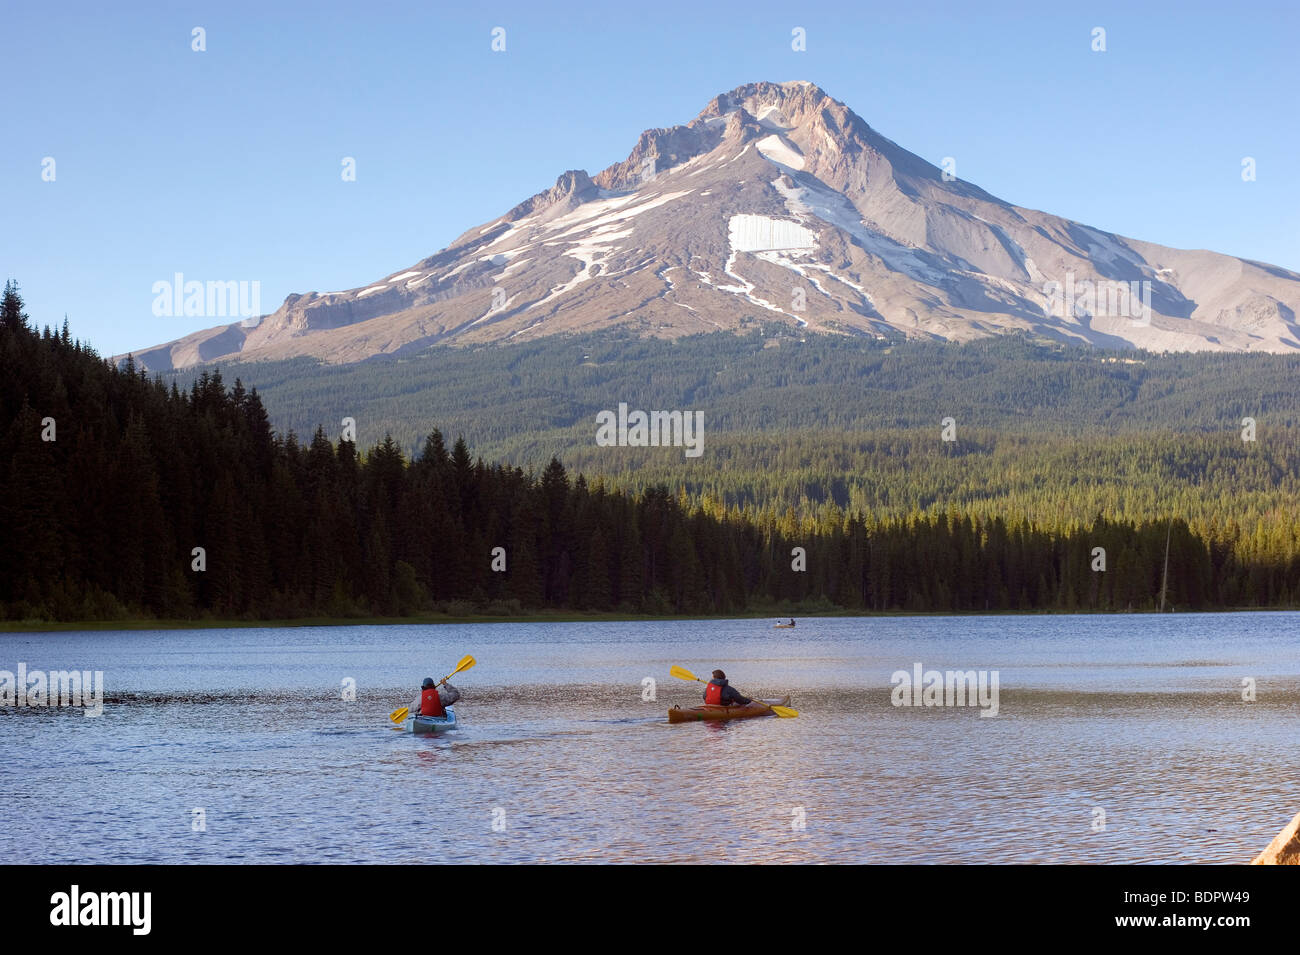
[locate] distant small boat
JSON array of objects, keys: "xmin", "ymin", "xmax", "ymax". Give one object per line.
[{"xmin": 773, "ymin": 622, "xmax": 796, "ymax": 629}]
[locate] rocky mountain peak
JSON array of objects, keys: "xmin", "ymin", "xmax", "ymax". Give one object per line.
[
  {"xmin": 122, "ymin": 81, "xmax": 1300, "ymax": 370},
  {"xmin": 505, "ymin": 169, "xmax": 598, "ymax": 222}
]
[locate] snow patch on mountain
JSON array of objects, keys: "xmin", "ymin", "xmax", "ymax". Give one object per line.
[
  {"xmin": 717, "ymin": 251, "xmax": 809, "ymax": 327},
  {"xmin": 756, "ymin": 105, "xmax": 791, "ymax": 130},
  {"xmin": 552, "ymin": 190, "xmax": 692, "ymax": 239},
  {"xmin": 805, "ymin": 263, "xmax": 869, "ymax": 298},
  {"xmin": 526, "ymin": 226, "xmax": 635, "ymax": 311},
  {"xmin": 756, "ymin": 135, "xmax": 805, "ymax": 171},
  {"xmin": 498, "ymin": 257, "xmax": 530, "ymax": 280},
  {"xmin": 469, "ymin": 290, "xmax": 519, "ymax": 328},
  {"xmin": 772, "ymin": 177, "xmax": 946, "ymax": 285},
  {"xmin": 722, "ymin": 144, "xmax": 752, "ymax": 166},
  {"xmin": 756, "ymin": 252, "xmax": 877, "ymax": 313},
  {"xmin": 729, "ymin": 214, "xmax": 817, "ymax": 252},
  {"xmin": 971, "ymin": 215, "xmax": 1048, "ymax": 285},
  {"xmin": 482, "ymin": 216, "xmax": 538, "ymax": 252},
  {"xmin": 1076, "ymin": 225, "xmax": 1144, "ymax": 268},
  {"xmin": 440, "ymin": 249, "xmax": 526, "ymax": 284}
]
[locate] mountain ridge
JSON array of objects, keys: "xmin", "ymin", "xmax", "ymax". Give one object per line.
[{"xmin": 126, "ymin": 80, "xmax": 1300, "ymax": 369}]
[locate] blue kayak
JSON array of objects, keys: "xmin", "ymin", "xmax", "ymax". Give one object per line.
[{"xmin": 401, "ymin": 706, "xmax": 457, "ymax": 734}]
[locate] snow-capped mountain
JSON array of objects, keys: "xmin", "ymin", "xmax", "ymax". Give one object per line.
[{"xmin": 129, "ymin": 81, "xmax": 1300, "ymax": 369}]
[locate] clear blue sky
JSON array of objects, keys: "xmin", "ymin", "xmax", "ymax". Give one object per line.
[{"xmin": 4, "ymin": 0, "xmax": 1297, "ymax": 356}]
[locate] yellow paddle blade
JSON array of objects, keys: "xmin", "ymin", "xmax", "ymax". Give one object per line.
[
  {"xmin": 389, "ymin": 707, "xmax": 409, "ymax": 724},
  {"xmin": 441, "ymin": 654, "xmax": 476, "ymax": 683},
  {"xmin": 769, "ymin": 705, "xmax": 799, "ymax": 718},
  {"xmin": 670, "ymin": 665, "xmax": 700, "ymax": 683}
]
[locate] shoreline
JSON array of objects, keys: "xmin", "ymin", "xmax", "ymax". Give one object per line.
[{"xmin": 3, "ymin": 605, "xmax": 1298, "ymax": 633}]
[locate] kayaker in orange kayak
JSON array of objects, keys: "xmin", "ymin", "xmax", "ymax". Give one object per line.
[{"xmin": 703, "ymin": 669, "xmax": 752, "ymax": 707}]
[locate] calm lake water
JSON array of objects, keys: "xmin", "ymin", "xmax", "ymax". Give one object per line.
[{"xmin": 3, "ymin": 614, "xmax": 1297, "ymax": 864}]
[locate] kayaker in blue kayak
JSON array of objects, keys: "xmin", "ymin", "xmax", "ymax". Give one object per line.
[
  {"xmin": 411, "ymin": 676, "xmax": 462, "ymax": 718},
  {"xmin": 704, "ymin": 669, "xmax": 752, "ymax": 707}
]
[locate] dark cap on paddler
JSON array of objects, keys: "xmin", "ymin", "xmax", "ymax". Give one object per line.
[{"xmin": 712, "ymin": 669, "xmax": 725, "ymax": 680}]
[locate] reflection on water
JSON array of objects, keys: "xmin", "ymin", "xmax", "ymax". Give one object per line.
[{"xmin": 2, "ymin": 613, "xmax": 1298, "ymax": 863}]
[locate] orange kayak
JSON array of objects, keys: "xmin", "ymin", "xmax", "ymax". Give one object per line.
[{"xmin": 667, "ymin": 696, "xmax": 790, "ymax": 724}]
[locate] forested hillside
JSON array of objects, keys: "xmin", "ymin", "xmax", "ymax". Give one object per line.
[
  {"xmin": 6, "ymin": 284, "xmax": 1300, "ymax": 622},
  {"xmin": 173, "ymin": 325, "xmax": 1300, "ymax": 549},
  {"xmin": 192, "ymin": 329, "xmax": 1300, "ymax": 455}
]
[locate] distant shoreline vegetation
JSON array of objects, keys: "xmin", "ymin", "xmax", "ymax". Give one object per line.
[
  {"xmin": 5, "ymin": 285, "xmax": 1300, "ymax": 624},
  {"xmin": 4, "ymin": 606, "xmax": 1299, "ymax": 633}
]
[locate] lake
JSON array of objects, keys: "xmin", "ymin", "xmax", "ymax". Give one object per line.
[{"xmin": 3, "ymin": 613, "xmax": 1297, "ymax": 864}]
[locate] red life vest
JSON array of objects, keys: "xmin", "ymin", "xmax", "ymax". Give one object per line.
[
  {"xmin": 704, "ymin": 681, "xmax": 723, "ymax": 705},
  {"xmin": 420, "ymin": 687, "xmax": 446, "ymax": 717}
]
